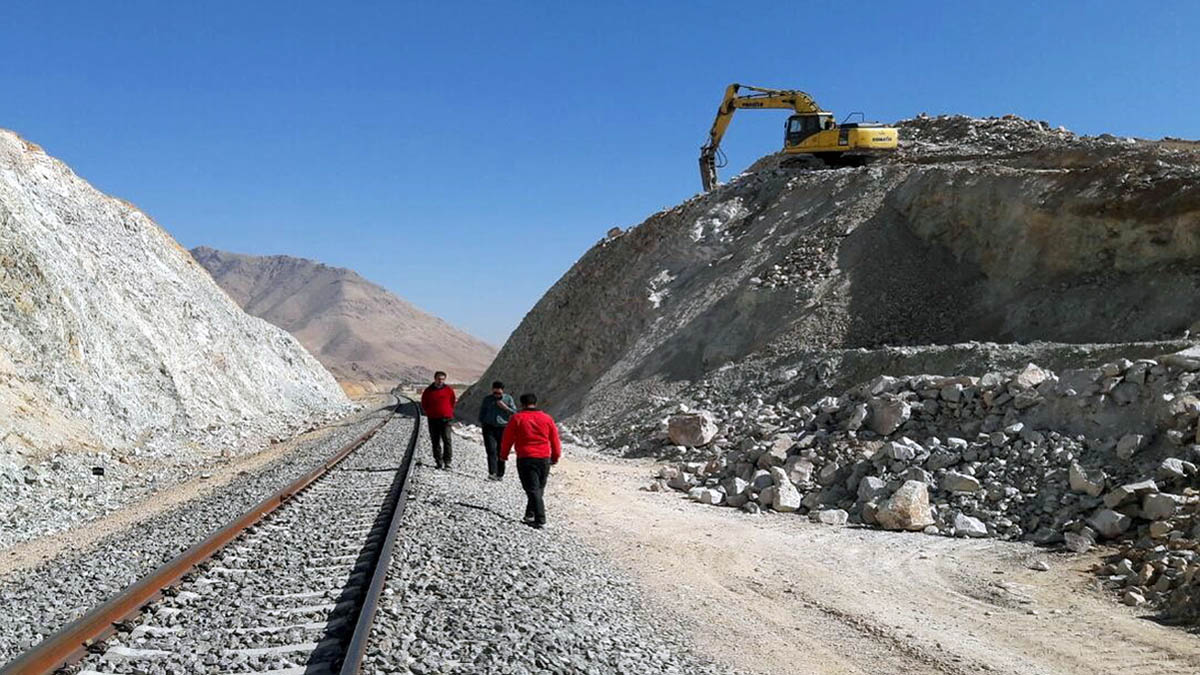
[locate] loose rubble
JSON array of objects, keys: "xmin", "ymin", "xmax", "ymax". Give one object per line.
[{"xmin": 643, "ymin": 352, "xmax": 1200, "ymax": 620}]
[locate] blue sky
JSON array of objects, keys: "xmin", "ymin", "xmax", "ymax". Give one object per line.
[{"xmin": 2, "ymin": 1, "xmax": 1197, "ymax": 345}]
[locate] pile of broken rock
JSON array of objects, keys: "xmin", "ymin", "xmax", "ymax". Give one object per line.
[{"xmin": 650, "ymin": 350, "xmax": 1200, "ymax": 616}]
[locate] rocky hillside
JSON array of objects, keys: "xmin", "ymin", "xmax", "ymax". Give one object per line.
[
  {"xmin": 459, "ymin": 114, "xmax": 1200, "ymax": 621},
  {"xmin": 0, "ymin": 130, "xmax": 350, "ymax": 546},
  {"xmin": 460, "ymin": 115, "xmax": 1200, "ymax": 429},
  {"xmin": 192, "ymin": 247, "xmax": 496, "ymax": 393}
]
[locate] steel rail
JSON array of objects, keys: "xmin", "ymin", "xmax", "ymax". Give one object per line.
[
  {"xmin": 0, "ymin": 400, "xmax": 404, "ymax": 675},
  {"xmin": 338, "ymin": 394, "xmax": 421, "ymax": 674}
]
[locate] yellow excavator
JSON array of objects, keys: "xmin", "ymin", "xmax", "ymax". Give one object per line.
[{"xmin": 699, "ymin": 83, "xmax": 899, "ymax": 191}]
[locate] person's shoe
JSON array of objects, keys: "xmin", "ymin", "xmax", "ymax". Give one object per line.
[
  {"xmin": 444, "ymin": 464, "xmax": 452, "ymax": 471},
  {"xmin": 434, "ymin": 463, "xmax": 444, "ymax": 470},
  {"xmin": 530, "ymin": 521, "xmax": 544, "ymax": 529},
  {"xmin": 522, "ymin": 514, "xmax": 536, "ymax": 524}
]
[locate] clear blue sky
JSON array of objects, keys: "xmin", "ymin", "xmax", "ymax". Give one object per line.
[{"xmin": 2, "ymin": 1, "xmax": 1197, "ymax": 345}]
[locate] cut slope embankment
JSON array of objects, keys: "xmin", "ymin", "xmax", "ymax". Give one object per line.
[
  {"xmin": 459, "ymin": 116, "xmax": 1200, "ymax": 432},
  {"xmin": 0, "ymin": 130, "xmax": 350, "ymax": 546}
]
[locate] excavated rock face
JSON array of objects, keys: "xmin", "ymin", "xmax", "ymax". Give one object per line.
[
  {"xmin": 459, "ymin": 115, "xmax": 1200, "ymax": 425},
  {"xmin": 0, "ymin": 130, "xmax": 350, "ymax": 544}
]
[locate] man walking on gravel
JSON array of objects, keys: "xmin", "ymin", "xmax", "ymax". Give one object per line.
[
  {"xmin": 500, "ymin": 393, "xmax": 561, "ymax": 528},
  {"xmin": 420, "ymin": 371, "xmax": 456, "ymax": 469},
  {"xmin": 477, "ymin": 380, "xmax": 518, "ymax": 481}
]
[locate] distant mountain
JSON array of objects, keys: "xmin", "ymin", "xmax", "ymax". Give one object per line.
[{"xmin": 192, "ymin": 247, "xmax": 496, "ymax": 393}]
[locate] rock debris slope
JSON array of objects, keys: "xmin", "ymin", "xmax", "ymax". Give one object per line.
[
  {"xmin": 0, "ymin": 130, "xmax": 349, "ymax": 546},
  {"xmin": 192, "ymin": 247, "xmax": 496, "ymax": 394},
  {"xmin": 461, "ymin": 115, "xmax": 1200, "ymax": 428},
  {"xmin": 458, "ymin": 115, "xmax": 1200, "ymax": 619}
]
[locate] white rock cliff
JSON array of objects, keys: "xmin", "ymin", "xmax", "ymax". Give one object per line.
[{"xmin": 0, "ymin": 130, "xmax": 350, "ymax": 544}]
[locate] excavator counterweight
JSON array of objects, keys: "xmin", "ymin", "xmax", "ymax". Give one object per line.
[{"xmin": 699, "ymin": 83, "xmax": 898, "ymax": 191}]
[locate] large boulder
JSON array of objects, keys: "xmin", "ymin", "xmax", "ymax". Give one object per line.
[
  {"xmin": 773, "ymin": 480, "xmax": 803, "ymax": 513},
  {"xmin": 758, "ymin": 485, "xmax": 777, "ymax": 508},
  {"xmin": 940, "ymin": 471, "xmax": 981, "ymax": 493},
  {"xmin": 1103, "ymin": 479, "xmax": 1158, "ymax": 508},
  {"xmin": 750, "ymin": 469, "xmax": 774, "ymax": 492},
  {"xmin": 757, "ymin": 434, "xmax": 793, "ymax": 468},
  {"xmin": 867, "ymin": 397, "xmax": 911, "ymax": 436},
  {"xmin": 667, "ymin": 411, "xmax": 718, "ymax": 447},
  {"xmin": 812, "ymin": 509, "xmax": 849, "ymax": 526},
  {"xmin": 953, "ymin": 513, "xmax": 988, "ymax": 538},
  {"xmin": 875, "ymin": 480, "xmax": 935, "ymax": 531},
  {"xmin": 667, "ymin": 472, "xmax": 695, "ymax": 491},
  {"xmin": 1088, "ymin": 508, "xmax": 1132, "ymax": 538},
  {"xmin": 857, "ymin": 476, "xmax": 887, "ymax": 502},
  {"xmin": 882, "ymin": 438, "xmax": 919, "ymax": 461},
  {"xmin": 721, "ymin": 476, "xmax": 750, "ymax": 499},
  {"xmin": 1115, "ymin": 433, "xmax": 1146, "ymax": 460},
  {"xmin": 784, "ymin": 455, "xmax": 814, "ymax": 485},
  {"xmin": 1142, "ymin": 493, "xmax": 1180, "ymax": 521},
  {"xmin": 1068, "ymin": 462, "xmax": 1105, "ymax": 497},
  {"xmin": 1012, "ymin": 363, "xmax": 1051, "ymax": 389},
  {"xmin": 1157, "ymin": 458, "xmax": 1191, "ymax": 482},
  {"xmin": 1063, "ymin": 531, "xmax": 1093, "ymax": 553}
]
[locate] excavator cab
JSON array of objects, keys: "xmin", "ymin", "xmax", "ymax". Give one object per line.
[{"xmin": 785, "ymin": 113, "xmax": 835, "ymax": 147}]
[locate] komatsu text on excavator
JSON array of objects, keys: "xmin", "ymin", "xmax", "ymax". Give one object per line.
[{"xmin": 699, "ymin": 84, "xmax": 898, "ymax": 191}]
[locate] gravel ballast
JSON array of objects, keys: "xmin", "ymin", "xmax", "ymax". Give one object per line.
[
  {"xmin": 0, "ymin": 405, "xmax": 395, "ymax": 663},
  {"xmin": 70, "ymin": 414, "xmax": 415, "ymax": 674},
  {"xmin": 362, "ymin": 430, "xmax": 733, "ymax": 674}
]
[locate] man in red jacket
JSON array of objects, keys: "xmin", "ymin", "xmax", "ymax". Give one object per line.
[
  {"xmin": 500, "ymin": 392, "xmax": 561, "ymax": 529},
  {"xmin": 420, "ymin": 371, "xmax": 456, "ymax": 469}
]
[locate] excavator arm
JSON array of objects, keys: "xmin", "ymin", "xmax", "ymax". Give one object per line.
[{"xmin": 699, "ymin": 84, "xmax": 826, "ymax": 191}]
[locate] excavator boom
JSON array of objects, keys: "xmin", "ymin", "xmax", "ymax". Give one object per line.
[
  {"xmin": 698, "ymin": 83, "xmax": 897, "ymax": 191},
  {"xmin": 700, "ymin": 84, "xmax": 823, "ymax": 191}
]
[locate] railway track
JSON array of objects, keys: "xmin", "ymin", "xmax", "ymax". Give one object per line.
[{"xmin": 1, "ymin": 396, "xmax": 420, "ymax": 675}]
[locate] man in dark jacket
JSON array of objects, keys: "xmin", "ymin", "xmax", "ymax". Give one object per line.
[
  {"xmin": 477, "ymin": 380, "xmax": 517, "ymax": 481},
  {"xmin": 420, "ymin": 371, "xmax": 456, "ymax": 469},
  {"xmin": 500, "ymin": 393, "xmax": 561, "ymax": 528}
]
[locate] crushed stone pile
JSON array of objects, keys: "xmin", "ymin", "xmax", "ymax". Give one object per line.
[
  {"xmin": 897, "ymin": 114, "xmax": 1084, "ymax": 157},
  {"xmin": 0, "ymin": 130, "xmax": 351, "ymax": 547},
  {"xmin": 645, "ymin": 351, "xmax": 1200, "ymax": 618}
]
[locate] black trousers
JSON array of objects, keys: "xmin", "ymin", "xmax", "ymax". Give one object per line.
[
  {"xmin": 516, "ymin": 457, "xmax": 551, "ymax": 524},
  {"xmin": 427, "ymin": 417, "xmax": 452, "ymax": 467},
  {"xmin": 482, "ymin": 424, "xmax": 506, "ymax": 477}
]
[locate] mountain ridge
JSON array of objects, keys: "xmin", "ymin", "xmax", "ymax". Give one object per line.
[{"xmin": 192, "ymin": 247, "xmax": 496, "ymax": 393}]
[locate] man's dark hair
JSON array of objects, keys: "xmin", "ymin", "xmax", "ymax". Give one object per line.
[
  {"xmin": 519, "ymin": 393, "xmax": 538, "ymax": 407},
  {"xmin": 434, "ymin": 370, "xmax": 447, "ymax": 378},
  {"xmin": 492, "ymin": 380, "xmax": 504, "ymax": 389}
]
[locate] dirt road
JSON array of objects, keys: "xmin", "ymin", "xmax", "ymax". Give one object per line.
[{"xmin": 555, "ymin": 451, "xmax": 1200, "ymax": 675}]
